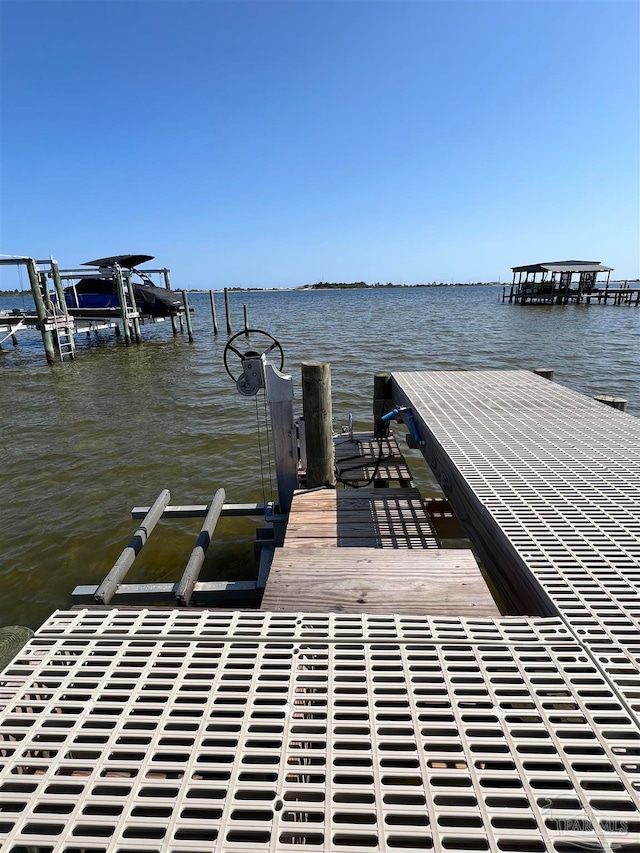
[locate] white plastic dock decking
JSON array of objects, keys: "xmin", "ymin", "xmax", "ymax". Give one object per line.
[
  {"xmin": 391, "ymin": 370, "xmax": 640, "ymax": 709},
  {"xmin": 1, "ymin": 609, "xmax": 638, "ymax": 853}
]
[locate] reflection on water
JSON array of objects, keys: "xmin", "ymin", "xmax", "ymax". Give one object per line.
[{"xmin": 2, "ymin": 286, "xmax": 639, "ymax": 629}]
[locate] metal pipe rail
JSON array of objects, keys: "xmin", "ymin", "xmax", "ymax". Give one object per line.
[
  {"xmin": 94, "ymin": 489, "xmax": 171, "ymax": 604},
  {"xmin": 175, "ymin": 488, "xmax": 226, "ymax": 605}
]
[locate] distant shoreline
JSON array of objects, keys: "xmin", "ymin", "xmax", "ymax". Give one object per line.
[{"xmin": 2, "ymin": 281, "xmax": 638, "ymax": 296}]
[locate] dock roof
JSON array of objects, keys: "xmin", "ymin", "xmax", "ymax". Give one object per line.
[{"xmin": 511, "ymin": 259, "xmax": 613, "ymax": 273}]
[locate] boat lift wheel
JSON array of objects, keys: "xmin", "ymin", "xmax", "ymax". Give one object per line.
[{"xmin": 223, "ymin": 329, "xmax": 285, "ymax": 382}]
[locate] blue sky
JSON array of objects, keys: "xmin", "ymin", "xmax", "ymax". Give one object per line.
[{"xmin": 1, "ymin": 0, "xmax": 638, "ymax": 287}]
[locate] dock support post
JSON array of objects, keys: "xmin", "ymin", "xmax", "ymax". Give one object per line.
[
  {"xmin": 124, "ymin": 272, "xmax": 142, "ymax": 343},
  {"xmin": 163, "ymin": 268, "xmax": 178, "ymax": 335},
  {"xmin": 224, "ymin": 287, "xmax": 232, "ymax": 335},
  {"xmin": 244, "ymin": 303, "xmax": 249, "ymax": 337},
  {"xmin": 50, "ymin": 258, "xmax": 76, "ymax": 359},
  {"xmin": 94, "ymin": 489, "xmax": 171, "ymax": 604},
  {"xmin": 301, "ymin": 362, "xmax": 335, "ymax": 488},
  {"xmin": 50, "ymin": 259, "xmax": 66, "ymax": 312},
  {"xmin": 533, "ymin": 368, "xmax": 554, "ymax": 381},
  {"xmin": 26, "ymin": 258, "xmax": 55, "ymax": 365},
  {"xmin": 594, "ymin": 395, "xmax": 627, "ymax": 412},
  {"xmin": 114, "ymin": 264, "xmax": 132, "ymax": 346},
  {"xmin": 39, "ymin": 271, "xmax": 53, "ymax": 310},
  {"xmin": 175, "ymin": 488, "xmax": 226, "ymax": 605},
  {"xmin": 182, "ymin": 290, "xmax": 194, "ymax": 342},
  {"xmin": 373, "ymin": 372, "xmax": 393, "ymax": 437},
  {"xmin": 210, "ymin": 290, "xmax": 219, "ymax": 334}
]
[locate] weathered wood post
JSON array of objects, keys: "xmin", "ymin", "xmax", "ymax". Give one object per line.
[
  {"xmin": 50, "ymin": 257, "xmax": 76, "ymax": 360},
  {"xmin": 50, "ymin": 259, "xmax": 66, "ymax": 313},
  {"xmin": 301, "ymin": 362, "xmax": 335, "ymax": 488},
  {"xmin": 163, "ymin": 268, "xmax": 178, "ymax": 335},
  {"xmin": 224, "ymin": 287, "xmax": 232, "ymax": 335},
  {"xmin": 113, "ymin": 264, "xmax": 132, "ymax": 346},
  {"xmin": 373, "ymin": 372, "xmax": 393, "ymax": 437},
  {"xmin": 243, "ymin": 304, "xmax": 249, "ymax": 337},
  {"xmin": 124, "ymin": 271, "xmax": 142, "ymax": 343},
  {"xmin": 26, "ymin": 258, "xmax": 55, "ymax": 364},
  {"xmin": 533, "ymin": 368, "xmax": 554, "ymax": 381},
  {"xmin": 594, "ymin": 395, "xmax": 627, "ymax": 412},
  {"xmin": 182, "ymin": 290, "xmax": 194, "ymax": 342},
  {"xmin": 39, "ymin": 271, "xmax": 53, "ymax": 310},
  {"xmin": 209, "ymin": 290, "xmax": 219, "ymax": 334}
]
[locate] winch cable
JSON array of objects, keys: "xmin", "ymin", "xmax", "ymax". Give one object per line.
[
  {"xmin": 262, "ymin": 389, "xmax": 275, "ymax": 503},
  {"xmin": 254, "ymin": 392, "xmax": 268, "ymax": 507}
]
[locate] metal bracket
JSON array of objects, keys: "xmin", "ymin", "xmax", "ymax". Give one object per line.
[{"xmin": 236, "ymin": 355, "xmax": 265, "ymax": 396}]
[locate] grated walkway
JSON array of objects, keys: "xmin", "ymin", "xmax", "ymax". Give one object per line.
[{"xmin": 1, "ymin": 609, "xmax": 638, "ymax": 853}]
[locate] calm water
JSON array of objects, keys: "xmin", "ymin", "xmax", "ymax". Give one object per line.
[{"xmin": 2, "ymin": 286, "xmax": 639, "ymax": 630}]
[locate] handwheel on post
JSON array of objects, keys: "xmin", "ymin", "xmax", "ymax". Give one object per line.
[{"xmin": 223, "ymin": 329, "xmax": 285, "ymax": 382}]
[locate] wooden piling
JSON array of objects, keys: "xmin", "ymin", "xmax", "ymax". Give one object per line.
[
  {"xmin": 26, "ymin": 258, "xmax": 55, "ymax": 364},
  {"xmin": 224, "ymin": 287, "xmax": 232, "ymax": 335},
  {"xmin": 163, "ymin": 268, "xmax": 178, "ymax": 335},
  {"xmin": 301, "ymin": 362, "xmax": 335, "ymax": 488},
  {"xmin": 114, "ymin": 265, "xmax": 132, "ymax": 346},
  {"xmin": 50, "ymin": 259, "xmax": 66, "ymax": 313},
  {"xmin": 243, "ymin": 304, "xmax": 249, "ymax": 336},
  {"xmin": 94, "ymin": 489, "xmax": 171, "ymax": 604},
  {"xmin": 175, "ymin": 488, "xmax": 226, "ymax": 605},
  {"xmin": 50, "ymin": 258, "xmax": 76, "ymax": 359},
  {"xmin": 373, "ymin": 372, "xmax": 393, "ymax": 437},
  {"xmin": 182, "ymin": 290, "xmax": 194, "ymax": 342},
  {"xmin": 533, "ymin": 368, "xmax": 554, "ymax": 381},
  {"xmin": 39, "ymin": 271, "xmax": 53, "ymax": 310},
  {"xmin": 594, "ymin": 395, "xmax": 627, "ymax": 412},
  {"xmin": 209, "ymin": 290, "xmax": 219, "ymax": 334}
]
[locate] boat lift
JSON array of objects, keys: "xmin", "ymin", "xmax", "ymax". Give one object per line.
[
  {"xmin": 72, "ymin": 330, "xmax": 298, "ymax": 607},
  {"xmin": 0, "ymin": 255, "xmax": 183, "ymax": 362}
]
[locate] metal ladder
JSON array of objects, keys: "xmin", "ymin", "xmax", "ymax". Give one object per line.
[{"xmin": 50, "ymin": 302, "xmax": 76, "ymax": 361}]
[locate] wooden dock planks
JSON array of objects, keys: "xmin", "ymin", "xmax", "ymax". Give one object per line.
[
  {"xmin": 333, "ymin": 431, "xmax": 413, "ymax": 485},
  {"xmin": 262, "ymin": 485, "xmax": 498, "ymax": 615},
  {"xmin": 283, "ymin": 486, "xmax": 439, "ymax": 548},
  {"xmin": 261, "ymin": 546, "xmax": 500, "ymax": 614}
]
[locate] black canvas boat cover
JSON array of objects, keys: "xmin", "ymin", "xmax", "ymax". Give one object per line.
[{"xmin": 82, "ymin": 254, "xmax": 155, "ymax": 269}]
